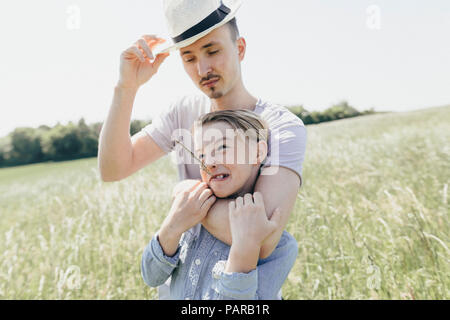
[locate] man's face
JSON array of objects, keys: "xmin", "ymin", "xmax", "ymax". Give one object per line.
[{"xmin": 179, "ymin": 24, "xmax": 242, "ymax": 99}]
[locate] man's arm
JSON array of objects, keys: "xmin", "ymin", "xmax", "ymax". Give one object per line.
[
  {"xmin": 202, "ymin": 166, "xmax": 300, "ymax": 258},
  {"xmin": 98, "ymin": 86, "xmax": 167, "ymax": 182},
  {"xmin": 98, "ymin": 35, "xmax": 169, "ymax": 182}
]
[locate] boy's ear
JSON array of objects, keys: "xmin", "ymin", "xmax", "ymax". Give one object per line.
[{"xmin": 256, "ymin": 140, "xmax": 268, "ymax": 164}]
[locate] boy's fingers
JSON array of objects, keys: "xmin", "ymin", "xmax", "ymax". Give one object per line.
[
  {"xmin": 235, "ymin": 196, "xmax": 244, "ymax": 209},
  {"xmin": 200, "ymin": 195, "xmax": 216, "ymax": 212},
  {"xmin": 228, "ymin": 201, "xmax": 236, "ymax": 213},
  {"xmin": 199, "ymin": 188, "xmax": 213, "ymax": 203},
  {"xmin": 186, "ymin": 180, "xmax": 202, "ymax": 192},
  {"xmin": 253, "ymin": 192, "xmax": 265, "ymax": 208},
  {"xmin": 243, "ymin": 193, "xmax": 253, "ymax": 206},
  {"xmin": 183, "ymin": 180, "xmax": 201, "ymax": 193},
  {"xmin": 192, "ymin": 182, "xmax": 207, "ymax": 197}
]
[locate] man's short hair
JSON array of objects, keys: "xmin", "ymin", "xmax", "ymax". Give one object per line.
[{"xmin": 226, "ymin": 17, "xmax": 240, "ymax": 42}]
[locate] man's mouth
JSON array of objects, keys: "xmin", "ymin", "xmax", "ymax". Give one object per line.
[{"xmin": 202, "ymin": 78, "xmax": 220, "ymax": 88}]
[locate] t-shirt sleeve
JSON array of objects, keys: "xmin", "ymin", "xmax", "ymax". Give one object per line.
[
  {"xmin": 261, "ymin": 124, "xmax": 307, "ymax": 186},
  {"xmin": 141, "ymin": 101, "xmax": 179, "ymax": 154}
]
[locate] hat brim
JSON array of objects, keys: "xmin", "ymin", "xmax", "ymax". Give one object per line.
[{"xmin": 156, "ymin": 0, "xmax": 242, "ymax": 55}]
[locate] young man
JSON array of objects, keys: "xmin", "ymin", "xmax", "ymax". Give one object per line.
[{"xmin": 98, "ymin": 0, "xmax": 307, "ymax": 297}]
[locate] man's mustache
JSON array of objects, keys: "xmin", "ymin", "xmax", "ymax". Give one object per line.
[{"xmin": 200, "ymin": 74, "xmax": 220, "ymax": 85}]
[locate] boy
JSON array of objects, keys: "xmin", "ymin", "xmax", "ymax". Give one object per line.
[{"xmin": 141, "ymin": 110, "xmax": 298, "ymax": 299}]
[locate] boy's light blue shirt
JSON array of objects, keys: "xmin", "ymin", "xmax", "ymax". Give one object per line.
[{"xmin": 141, "ymin": 224, "xmax": 298, "ymax": 300}]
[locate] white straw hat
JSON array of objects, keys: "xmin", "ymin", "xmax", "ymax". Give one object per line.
[{"xmin": 159, "ymin": 0, "xmax": 243, "ymax": 53}]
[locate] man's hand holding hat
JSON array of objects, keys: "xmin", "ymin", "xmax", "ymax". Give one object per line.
[{"xmin": 118, "ymin": 35, "xmax": 170, "ymax": 90}]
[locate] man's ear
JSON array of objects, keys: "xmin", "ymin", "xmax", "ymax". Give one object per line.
[
  {"xmin": 236, "ymin": 37, "xmax": 246, "ymax": 62},
  {"xmin": 256, "ymin": 140, "xmax": 268, "ymax": 164}
]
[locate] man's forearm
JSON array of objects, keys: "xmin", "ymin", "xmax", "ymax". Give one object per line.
[
  {"xmin": 98, "ymin": 85, "xmax": 138, "ymax": 181},
  {"xmin": 201, "ymin": 197, "xmax": 280, "ymax": 253},
  {"xmin": 201, "ymin": 199, "xmax": 233, "ymax": 245},
  {"xmin": 254, "ymin": 168, "xmax": 299, "ymax": 258}
]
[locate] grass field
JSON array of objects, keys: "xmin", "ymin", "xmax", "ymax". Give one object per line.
[{"xmin": 0, "ymin": 106, "xmax": 449, "ymax": 299}]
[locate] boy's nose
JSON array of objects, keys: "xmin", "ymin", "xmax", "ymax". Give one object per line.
[
  {"xmin": 204, "ymin": 158, "xmax": 217, "ymax": 169},
  {"xmin": 203, "ymin": 154, "xmax": 220, "ymax": 169}
]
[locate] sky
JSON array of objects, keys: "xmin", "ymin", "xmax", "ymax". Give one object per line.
[{"xmin": 1, "ymin": 0, "xmax": 449, "ymax": 137}]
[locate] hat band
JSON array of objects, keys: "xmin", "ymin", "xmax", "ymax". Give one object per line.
[{"xmin": 172, "ymin": 3, "xmax": 231, "ymax": 44}]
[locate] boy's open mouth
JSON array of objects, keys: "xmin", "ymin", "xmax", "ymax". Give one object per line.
[{"xmin": 209, "ymin": 173, "xmax": 230, "ymax": 182}]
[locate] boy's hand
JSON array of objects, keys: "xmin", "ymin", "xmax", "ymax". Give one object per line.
[
  {"xmin": 228, "ymin": 192, "xmax": 282, "ymax": 250},
  {"xmin": 171, "ymin": 179, "xmax": 201, "ymax": 200},
  {"xmin": 225, "ymin": 192, "xmax": 282, "ymax": 273},
  {"xmin": 162, "ymin": 181, "xmax": 216, "ymax": 237}
]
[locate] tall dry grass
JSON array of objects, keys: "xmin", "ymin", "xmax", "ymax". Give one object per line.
[{"xmin": 0, "ymin": 106, "xmax": 448, "ymax": 299}]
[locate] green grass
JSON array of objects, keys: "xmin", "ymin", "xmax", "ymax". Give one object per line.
[{"xmin": 0, "ymin": 106, "xmax": 449, "ymax": 299}]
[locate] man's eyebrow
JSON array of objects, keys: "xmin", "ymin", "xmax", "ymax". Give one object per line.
[
  {"xmin": 181, "ymin": 42, "xmax": 219, "ymax": 56},
  {"xmin": 201, "ymin": 41, "xmax": 218, "ymax": 49}
]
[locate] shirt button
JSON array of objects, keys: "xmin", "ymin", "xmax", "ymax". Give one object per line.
[{"xmin": 195, "ymin": 259, "xmax": 201, "ymax": 265}]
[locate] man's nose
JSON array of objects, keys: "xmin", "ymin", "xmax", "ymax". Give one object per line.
[{"xmin": 197, "ymin": 59, "xmax": 212, "ymax": 78}]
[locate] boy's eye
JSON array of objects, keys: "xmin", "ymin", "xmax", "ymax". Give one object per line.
[
  {"xmin": 208, "ymin": 50, "xmax": 219, "ymax": 55},
  {"xmin": 184, "ymin": 57, "xmax": 195, "ymax": 62}
]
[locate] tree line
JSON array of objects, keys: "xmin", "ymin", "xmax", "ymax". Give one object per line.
[
  {"xmin": 0, "ymin": 101, "xmax": 376, "ymax": 168},
  {"xmin": 0, "ymin": 119, "xmax": 150, "ymax": 168},
  {"xmin": 288, "ymin": 100, "xmax": 376, "ymax": 125}
]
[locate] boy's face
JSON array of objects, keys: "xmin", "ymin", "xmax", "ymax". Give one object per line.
[
  {"xmin": 194, "ymin": 121, "xmax": 266, "ymax": 198},
  {"xmin": 179, "ymin": 24, "xmax": 243, "ymax": 100}
]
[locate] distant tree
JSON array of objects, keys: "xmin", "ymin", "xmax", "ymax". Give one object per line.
[
  {"xmin": 90, "ymin": 122, "xmax": 103, "ymax": 136},
  {"xmin": 310, "ymin": 111, "xmax": 323, "ymax": 124},
  {"xmin": 9, "ymin": 127, "xmax": 44, "ymax": 165},
  {"xmin": 287, "ymin": 105, "xmax": 306, "ymax": 117},
  {"xmin": 0, "ymin": 141, "xmax": 5, "ymax": 166},
  {"xmin": 288, "ymin": 105, "xmax": 317, "ymax": 125},
  {"xmin": 43, "ymin": 123, "xmax": 83, "ymax": 161},
  {"xmin": 78, "ymin": 118, "xmax": 98, "ymax": 157},
  {"xmin": 325, "ymin": 101, "xmax": 360, "ymax": 120},
  {"xmin": 38, "ymin": 125, "xmax": 51, "ymax": 131},
  {"xmin": 0, "ymin": 136, "xmax": 12, "ymax": 167},
  {"xmin": 362, "ymin": 107, "xmax": 376, "ymax": 115},
  {"xmin": 130, "ymin": 119, "xmax": 150, "ymax": 136}
]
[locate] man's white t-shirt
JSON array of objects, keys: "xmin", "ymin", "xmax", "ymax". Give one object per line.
[{"xmin": 142, "ymin": 94, "xmax": 307, "ymax": 185}]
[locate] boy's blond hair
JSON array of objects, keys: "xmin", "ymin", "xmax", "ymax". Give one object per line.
[{"xmin": 193, "ymin": 109, "xmax": 269, "ymax": 142}]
